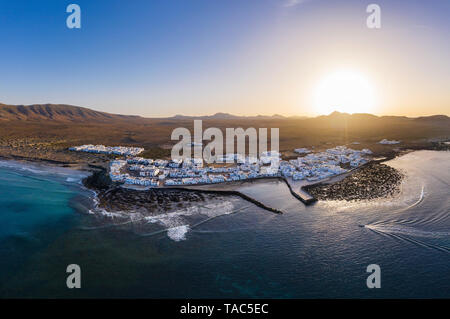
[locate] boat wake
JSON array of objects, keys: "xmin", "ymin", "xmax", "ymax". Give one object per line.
[
  {"xmin": 364, "ymin": 224, "xmax": 450, "ymax": 253},
  {"xmin": 398, "ymin": 185, "xmax": 425, "ymax": 213},
  {"xmin": 362, "ymin": 184, "xmax": 450, "ymax": 253},
  {"xmin": 364, "ymin": 223, "xmax": 450, "ymax": 239}
]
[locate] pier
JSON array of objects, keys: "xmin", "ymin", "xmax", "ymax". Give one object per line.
[
  {"xmin": 162, "ymin": 176, "xmax": 318, "ymax": 213},
  {"xmin": 165, "ymin": 186, "xmax": 284, "ymax": 214},
  {"xmin": 281, "ymin": 178, "xmax": 317, "ymax": 205},
  {"xmin": 118, "ymin": 175, "xmax": 318, "ymax": 213}
]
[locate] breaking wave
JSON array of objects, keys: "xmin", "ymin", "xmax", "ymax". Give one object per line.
[
  {"xmin": 66, "ymin": 177, "xmax": 81, "ymax": 183},
  {"xmin": 0, "ymin": 160, "xmax": 89, "ymax": 180},
  {"xmin": 143, "ymin": 201, "xmax": 237, "ymax": 241},
  {"xmin": 167, "ymin": 225, "xmax": 190, "ymax": 241},
  {"xmin": 85, "ymin": 200, "xmax": 245, "ymax": 241}
]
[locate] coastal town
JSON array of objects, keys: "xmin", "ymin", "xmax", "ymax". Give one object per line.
[
  {"xmin": 70, "ymin": 144, "xmax": 375, "ymax": 188},
  {"xmin": 69, "ymin": 145, "xmax": 144, "ymax": 156}
]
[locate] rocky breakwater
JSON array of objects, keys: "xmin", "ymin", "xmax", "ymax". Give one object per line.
[
  {"xmin": 82, "ymin": 167, "xmax": 223, "ymax": 215},
  {"xmin": 304, "ymin": 163, "xmax": 403, "ymax": 201},
  {"xmin": 97, "ymin": 187, "xmax": 219, "ymax": 214}
]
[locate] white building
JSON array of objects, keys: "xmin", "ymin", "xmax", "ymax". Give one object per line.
[{"xmin": 379, "ymin": 139, "xmax": 401, "ymax": 145}]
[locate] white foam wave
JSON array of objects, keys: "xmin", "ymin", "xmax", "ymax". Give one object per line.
[
  {"xmin": 0, "ymin": 160, "xmax": 89, "ymax": 180},
  {"xmin": 88, "ymin": 207, "xmax": 129, "ymax": 219},
  {"xmin": 144, "ymin": 201, "xmax": 235, "ymax": 241},
  {"xmin": 86, "ymin": 199, "xmax": 236, "ymax": 241},
  {"xmin": 167, "ymin": 225, "xmax": 190, "ymax": 241}
]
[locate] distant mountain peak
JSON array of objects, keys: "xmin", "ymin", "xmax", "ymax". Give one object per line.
[
  {"xmin": 0, "ymin": 103, "xmax": 140, "ymax": 122},
  {"xmin": 328, "ymin": 110, "xmax": 349, "ymax": 116},
  {"xmin": 168, "ymin": 113, "xmax": 296, "ymax": 120},
  {"xmin": 211, "ymin": 112, "xmax": 237, "ymax": 119}
]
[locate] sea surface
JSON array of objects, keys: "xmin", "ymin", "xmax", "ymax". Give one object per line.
[{"xmin": 0, "ymin": 151, "xmax": 449, "ymax": 298}]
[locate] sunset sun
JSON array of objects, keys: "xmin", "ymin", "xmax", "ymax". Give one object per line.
[{"xmin": 314, "ymin": 70, "xmax": 376, "ymax": 115}]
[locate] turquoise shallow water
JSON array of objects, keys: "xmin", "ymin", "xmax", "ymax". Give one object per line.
[
  {"xmin": 0, "ymin": 152, "xmax": 449, "ymax": 298},
  {"xmin": 0, "ymin": 170, "xmax": 76, "ymax": 239},
  {"xmin": 0, "ymin": 162, "xmax": 91, "ymax": 293}
]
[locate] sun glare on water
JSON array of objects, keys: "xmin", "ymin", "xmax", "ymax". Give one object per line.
[{"xmin": 314, "ymin": 70, "xmax": 376, "ymax": 115}]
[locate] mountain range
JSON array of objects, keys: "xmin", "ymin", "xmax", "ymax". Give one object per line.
[
  {"xmin": 0, "ymin": 103, "xmax": 140, "ymax": 122},
  {"xmin": 170, "ymin": 112, "xmax": 307, "ymax": 120},
  {"xmin": 1, "ymin": 103, "xmax": 449, "ymax": 125}
]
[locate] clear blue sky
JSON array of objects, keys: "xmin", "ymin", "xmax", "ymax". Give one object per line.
[{"xmin": 0, "ymin": 0, "xmax": 449, "ymax": 117}]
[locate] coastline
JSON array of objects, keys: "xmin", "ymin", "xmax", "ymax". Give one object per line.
[
  {"xmin": 0, "ymin": 156, "xmax": 93, "ymax": 179},
  {"xmin": 1, "ymin": 149, "xmax": 448, "ymax": 297},
  {"xmin": 0, "ymin": 153, "xmax": 95, "ymax": 171},
  {"xmin": 0, "ymin": 156, "xmax": 99, "ymax": 214},
  {"xmin": 0, "ymin": 147, "xmax": 446, "ymax": 219}
]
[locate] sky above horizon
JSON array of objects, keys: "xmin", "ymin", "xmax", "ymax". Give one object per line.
[{"xmin": 0, "ymin": 0, "xmax": 449, "ymax": 117}]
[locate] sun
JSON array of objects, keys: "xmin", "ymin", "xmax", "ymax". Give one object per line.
[{"xmin": 313, "ymin": 70, "xmax": 376, "ymax": 115}]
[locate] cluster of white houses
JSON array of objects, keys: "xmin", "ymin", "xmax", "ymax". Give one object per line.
[
  {"xmin": 280, "ymin": 146, "xmax": 371, "ymax": 181},
  {"xmin": 69, "ymin": 145, "xmax": 144, "ymax": 156},
  {"xmin": 106, "ymin": 145, "xmax": 372, "ymax": 188},
  {"xmin": 378, "ymin": 139, "xmax": 401, "ymax": 145}
]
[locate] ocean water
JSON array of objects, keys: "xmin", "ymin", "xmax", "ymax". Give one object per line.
[{"xmin": 0, "ymin": 151, "xmax": 449, "ymax": 298}]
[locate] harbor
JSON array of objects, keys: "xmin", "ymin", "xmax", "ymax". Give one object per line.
[
  {"xmin": 70, "ymin": 144, "xmax": 380, "ymax": 210},
  {"xmin": 71, "ymin": 144, "xmax": 374, "ymax": 193}
]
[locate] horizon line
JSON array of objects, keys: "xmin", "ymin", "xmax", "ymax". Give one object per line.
[{"xmin": 1, "ymin": 101, "xmax": 449, "ymax": 119}]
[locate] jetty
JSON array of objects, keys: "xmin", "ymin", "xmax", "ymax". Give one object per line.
[
  {"xmin": 281, "ymin": 178, "xmax": 317, "ymax": 205},
  {"xmin": 166, "ymin": 186, "xmax": 284, "ymax": 214},
  {"xmin": 160, "ymin": 176, "xmax": 317, "ymax": 213}
]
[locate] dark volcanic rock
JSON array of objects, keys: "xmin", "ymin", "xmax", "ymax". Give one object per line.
[
  {"xmin": 305, "ymin": 163, "xmax": 403, "ymax": 201},
  {"xmin": 96, "ymin": 187, "xmax": 217, "ymax": 214},
  {"xmin": 83, "ymin": 169, "xmax": 112, "ymax": 190}
]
